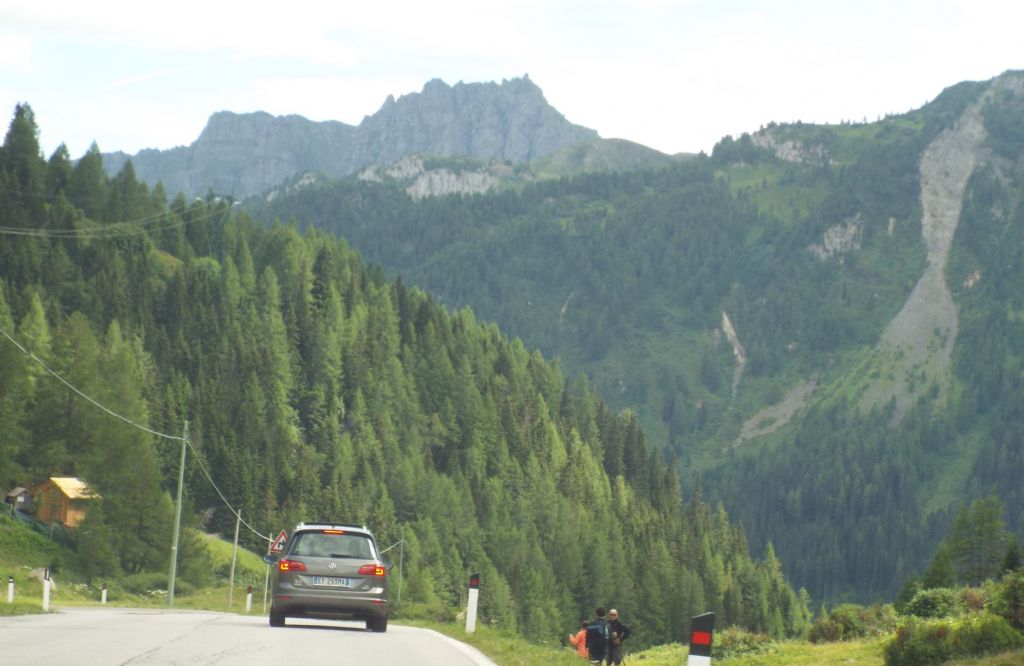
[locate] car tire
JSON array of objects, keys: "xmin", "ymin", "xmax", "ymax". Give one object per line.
[
  {"xmin": 269, "ymin": 609, "xmax": 286, "ymax": 627},
  {"xmin": 367, "ymin": 615, "xmax": 388, "ymax": 633}
]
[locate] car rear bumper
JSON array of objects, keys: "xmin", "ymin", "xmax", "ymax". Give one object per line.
[{"xmin": 272, "ymin": 589, "xmax": 388, "ymax": 619}]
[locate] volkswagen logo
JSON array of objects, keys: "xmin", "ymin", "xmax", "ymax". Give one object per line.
[{"xmin": 328, "ymin": 562, "xmax": 337, "ymax": 570}]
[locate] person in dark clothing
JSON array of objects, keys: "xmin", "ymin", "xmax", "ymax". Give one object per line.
[
  {"xmin": 606, "ymin": 608, "xmax": 632, "ymax": 665},
  {"xmin": 585, "ymin": 607, "xmax": 610, "ymax": 664}
]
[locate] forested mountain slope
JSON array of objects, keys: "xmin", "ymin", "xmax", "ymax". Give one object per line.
[
  {"xmin": 248, "ymin": 70, "xmax": 1024, "ymax": 604},
  {"xmin": 0, "ymin": 105, "xmax": 811, "ymax": 646}
]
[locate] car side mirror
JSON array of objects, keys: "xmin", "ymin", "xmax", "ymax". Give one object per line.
[
  {"xmin": 263, "ymin": 554, "xmax": 279, "ymax": 565},
  {"xmin": 383, "ymin": 560, "xmax": 393, "ymax": 571}
]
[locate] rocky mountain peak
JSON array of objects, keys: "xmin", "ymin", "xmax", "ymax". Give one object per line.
[{"xmin": 103, "ymin": 76, "xmax": 598, "ymax": 199}]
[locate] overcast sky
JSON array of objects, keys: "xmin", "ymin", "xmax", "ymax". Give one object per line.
[{"xmin": 1, "ymin": 0, "xmax": 1021, "ymax": 159}]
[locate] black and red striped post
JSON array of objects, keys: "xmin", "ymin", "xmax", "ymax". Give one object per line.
[{"xmin": 686, "ymin": 612, "xmax": 714, "ymax": 665}]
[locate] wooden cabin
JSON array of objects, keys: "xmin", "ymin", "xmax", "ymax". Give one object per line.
[
  {"xmin": 4, "ymin": 486, "xmax": 33, "ymax": 513},
  {"xmin": 33, "ymin": 477, "xmax": 100, "ymax": 528}
]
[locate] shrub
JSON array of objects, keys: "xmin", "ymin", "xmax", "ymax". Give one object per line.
[
  {"xmin": 959, "ymin": 587, "xmax": 986, "ymax": 612},
  {"xmin": 178, "ymin": 530, "xmax": 216, "ymax": 589},
  {"xmin": 171, "ymin": 579, "xmax": 195, "ymax": 597},
  {"xmin": 904, "ymin": 588, "xmax": 959, "ymax": 618},
  {"xmin": 396, "ymin": 600, "xmax": 458, "ymax": 623},
  {"xmin": 896, "ymin": 578, "xmax": 922, "ymax": 615},
  {"xmin": 809, "ymin": 617, "xmax": 844, "ymax": 643},
  {"xmin": 120, "ymin": 571, "xmax": 168, "ymax": 596},
  {"xmin": 990, "ymin": 571, "xmax": 1024, "ymax": 630},
  {"xmin": 884, "ymin": 613, "xmax": 1024, "ymax": 666},
  {"xmin": 809, "ymin": 603, "xmax": 898, "ymax": 642},
  {"xmin": 884, "ymin": 618, "xmax": 951, "ymax": 666},
  {"xmin": 710, "ymin": 627, "xmax": 776, "ymax": 659},
  {"xmin": 949, "ymin": 613, "xmax": 1024, "ymax": 657}
]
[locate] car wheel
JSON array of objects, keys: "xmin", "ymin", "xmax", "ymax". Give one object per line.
[
  {"xmin": 269, "ymin": 609, "xmax": 286, "ymax": 627},
  {"xmin": 367, "ymin": 615, "xmax": 388, "ymax": 633}
]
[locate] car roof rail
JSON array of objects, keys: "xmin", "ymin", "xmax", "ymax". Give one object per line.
[{"xmin": 298, "ymin": 521, "xmax": 370, "ymax": 531}]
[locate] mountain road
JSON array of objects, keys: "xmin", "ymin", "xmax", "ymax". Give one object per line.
[{"xmin": 0, "ymin": 607, "xmax": 497, "ymax": 665}]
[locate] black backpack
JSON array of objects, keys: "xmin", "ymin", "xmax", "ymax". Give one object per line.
[{"xmin": 587, "ymin": 617, "xmax": 610, "ymax": 648}]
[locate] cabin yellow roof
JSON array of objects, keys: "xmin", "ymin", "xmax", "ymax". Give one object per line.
[{"xmin": 50, "ymin": 477, "xmax": 100, "ymax": 500}]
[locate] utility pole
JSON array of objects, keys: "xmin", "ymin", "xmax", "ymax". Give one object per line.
[
  {"xmin": 167, "ymin": 420, "xmax": 188, "ymax": 606},
  {"xmin": 397, "ymin": 524, "xmax": 405, "ymax": 605},
  {"xmin": 228, "ymin": 508, "xmax": 241, "ymax": 607}
]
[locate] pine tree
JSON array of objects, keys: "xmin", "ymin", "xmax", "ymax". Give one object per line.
[
  {"xmin": 46, "ymin": 144, "xmax": 73, "ymax": 197},
  {"xmin": 68, "ymin": 142, "xmax": 108, "ymax": 221},
  {"xmin": 0, "ymin": 285, "xmax": 29, "ymax": 486},
  {"xmin": 948, "ymin": 496, "xmax": 1010, "ymax": 585},
  {"xmin": 1, "ymin": 103, "xmax": 45, "ymax": 218},
  {"xmin": 922, "ymin": 543, "xmax": 956, "ymax": 589},
  {"xmin": 80, "ymin": 321, "xmax": 174, "ymax": 573}
]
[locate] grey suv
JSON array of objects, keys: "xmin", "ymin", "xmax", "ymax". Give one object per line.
[{"xmin": 264, "ymin": 522, "xmax": 390, "ymax": 632}]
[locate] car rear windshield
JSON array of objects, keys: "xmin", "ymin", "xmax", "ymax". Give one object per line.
[{"xmin": 291, "ymin": 531, "xmax": 375, "ymax": 559}]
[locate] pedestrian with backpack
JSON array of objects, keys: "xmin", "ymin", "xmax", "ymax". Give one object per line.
[
  {"xmin": 585, "ymin": 607, "xmax": 611, "ymax": 664},
  {"xmin": 606, "ymin": 608, "xmax": 632, "ymax": 664}
]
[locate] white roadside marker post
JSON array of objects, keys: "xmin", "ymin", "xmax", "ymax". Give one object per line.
[
  {"xmin": 465, "ymin": 573, "xmax": 480, "ymax": 634},
  {"xmin": 686, "ymin": 612, "xmax": 715, "ymax": 666},
  {"xmin": 42, "ymin": 567, "xmax": 50, "ymax": 611},
  {"xmin": 101, "ymin": 583, "xmax": 107, "ymax": 604},
  {"xmin": 7, "ymin": 575, "xmax": 13, "ymax": 603},
  {"xmin": 246, "ymin": 585, "xmax": 253, "ymax": 613}
]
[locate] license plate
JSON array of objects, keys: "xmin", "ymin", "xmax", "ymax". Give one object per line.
[{"xmin": 312, "ymin": 576, "xmax": 350, "ymax": 587}]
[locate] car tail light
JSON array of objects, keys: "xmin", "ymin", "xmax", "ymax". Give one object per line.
[
  {"xmin": 278, "ymin": 558, "xmax": 307, "ymax": 572},
  {"xmin": 358, "ymin": 564, "xmax": 386, "ymax": 577}
]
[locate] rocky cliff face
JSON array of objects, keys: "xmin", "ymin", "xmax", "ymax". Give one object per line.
[
  {"xmin": 358, "ymin": 156, "xmax": 513, "ymax": 200},
  {"xmin": 102, "ymin": 76, "xmax": 598, "ymax": 199},
  {"xmin": 355, "ymin": 77, "xmax": 597, "ymax": 165}
]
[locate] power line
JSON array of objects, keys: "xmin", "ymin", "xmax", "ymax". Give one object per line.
[
  {"xmin": 0, "ymin": 324, "xmax": 270, "ymax": 543},
  {"xmin": 185, "ymin": 439, "xmax": 270, "ymax": 542},
  {"xmin": 0, "ymin": 324, "xmax": 182, "ymax": 441},
  {"xmin": 0, "ymin": 205, "xmax": 230, "ymax": 239}
]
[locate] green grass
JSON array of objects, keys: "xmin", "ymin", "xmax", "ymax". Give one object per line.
[
  {"xmin": 716, "ymin": 638, "xmax": 886, "ymax": 665},
  {"xmin": 945, "ymin": 652, "xmax": 1024, "ymax": 665},
  {"xmin": 417, "ymin": 624, "xmax": 894, "ymax": 665},
  {"xmin": 719, "ymin": 163, "xmax": 831, "ymax": 226},
  {"xmin": 403, "ymin": 620, "xmax": 585, "ymax": 666},
  {"xmin": 198, "ymin": 531, "xmax": 268, "ymax": 587},
  {"xmin": 0, "ymin": 514, "xmax": 271, "ymax": 615}
]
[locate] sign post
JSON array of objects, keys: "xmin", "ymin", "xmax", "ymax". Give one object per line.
[
  {"xmin": 686, "ymin": 612, "xmax": 715, "ymax": 666},
  {"xmin": 264, "ymin": 530, "xmax": 287, "ymax": 614},
  {"xmin": 465, "ymin": 573, "xmax": 480, "ymax": 634}
]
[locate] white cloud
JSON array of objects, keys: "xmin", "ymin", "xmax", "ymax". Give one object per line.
[
  {"xmin": 0, "ymin": 34, "xmax": 36, "ymax": 73},
  {"xmin": 2, "ymin": 0, "xmax": 1021, "ymax": 157}
]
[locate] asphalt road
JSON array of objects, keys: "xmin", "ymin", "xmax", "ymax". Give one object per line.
[{"xmin": 0, "ymin": 607, "xmax": 497, "ymax": 665}]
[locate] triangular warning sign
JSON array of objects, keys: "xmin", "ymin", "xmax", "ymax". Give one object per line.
[{"xmin": 270, "ymin": 530, "xmax": 288, "ymax": 553}]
